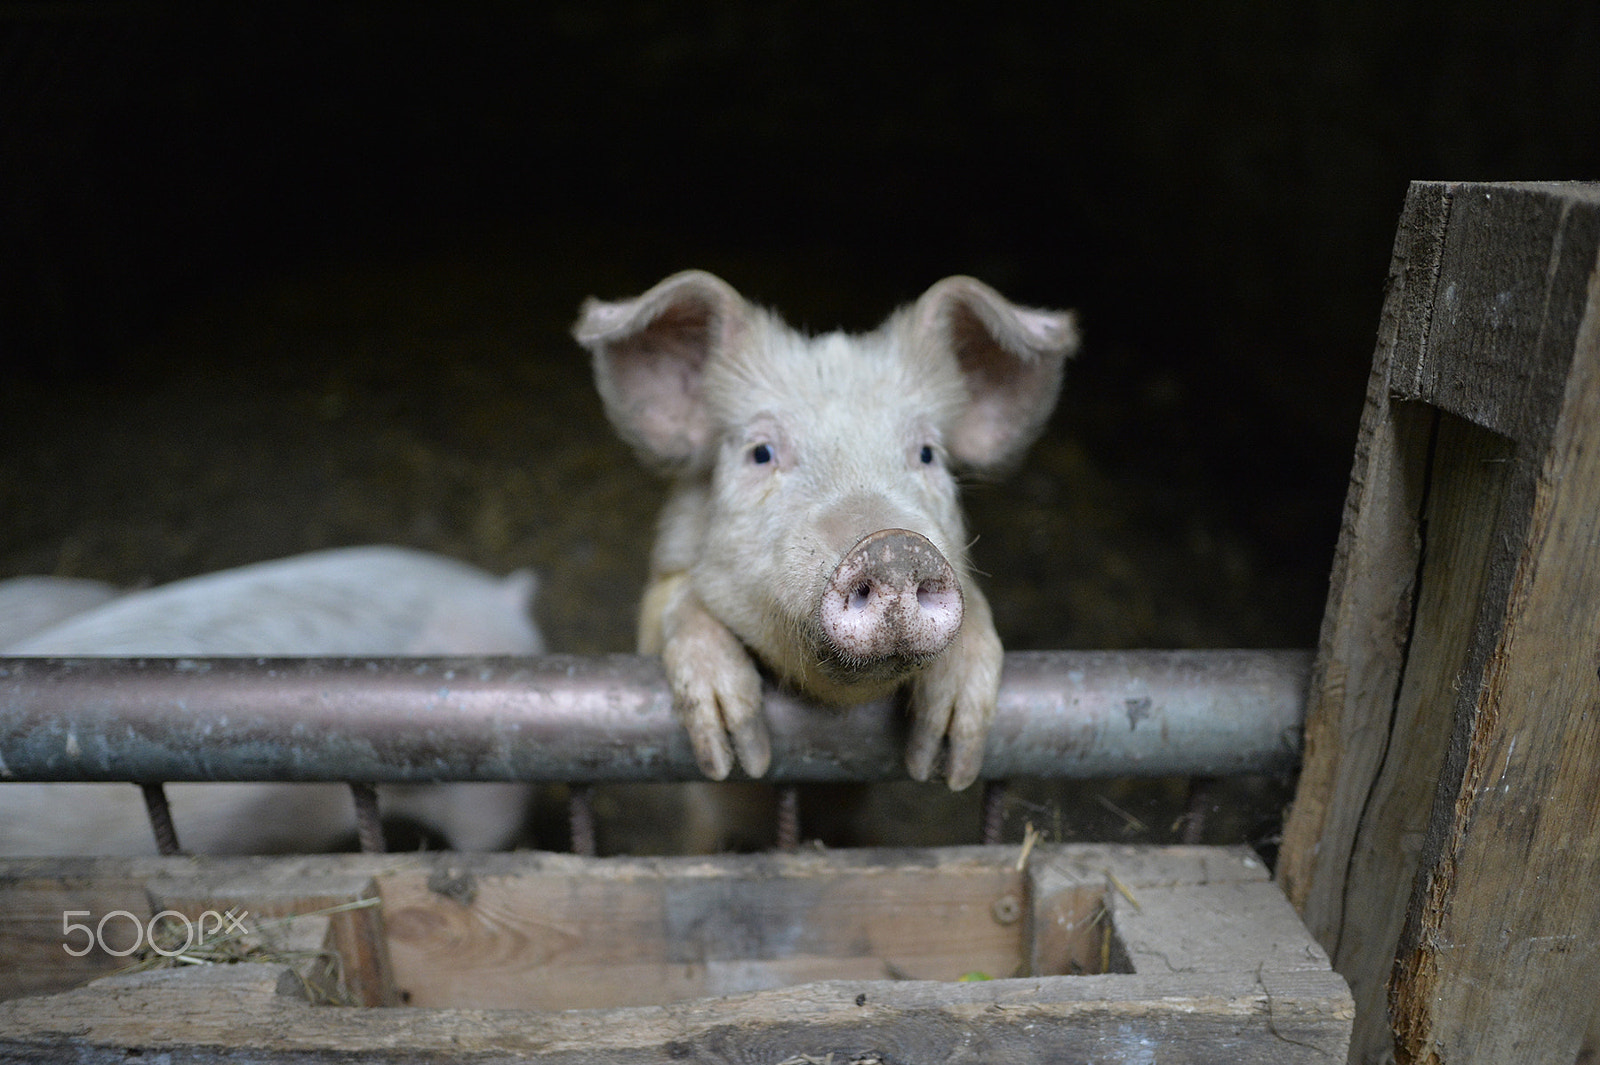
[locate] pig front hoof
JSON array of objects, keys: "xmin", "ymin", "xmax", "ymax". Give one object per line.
[
  {"xmin": 906, "ymin": 623, "xmax": 1003, "ymax": 791},
  {"xmin": 905, "ymin": 680, "xmax": 997, "ymax": 791},
  {"xmin": 664, "ymin": 632, "xmax": 772, "ymax": 781}
]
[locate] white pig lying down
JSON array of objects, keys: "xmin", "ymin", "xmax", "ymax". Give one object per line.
[
  {"xmin": 577, "ymin": 270, "xmax": 1079, "ymax": 791},
  {"xmin": 0, "ymin": 576, "xmax": 121, "ymax": 649},
  {"xmin": 0, "ymin": 546, "xmax": 543, "ymax": 856}
]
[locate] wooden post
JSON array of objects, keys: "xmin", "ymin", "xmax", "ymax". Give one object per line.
[{"xmin": 1278, "ymin": 181, "xmax": 1600, "ymax": 1064}]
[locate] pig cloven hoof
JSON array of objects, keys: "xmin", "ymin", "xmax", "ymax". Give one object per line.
[{"xmin": 818, "ymin": 529, "xmax": 963, "ymax": 665}]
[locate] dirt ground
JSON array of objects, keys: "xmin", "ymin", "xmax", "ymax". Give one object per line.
[{"xmin": 0, "ymin": 236, "xmax": 1334, "ymax": 862}]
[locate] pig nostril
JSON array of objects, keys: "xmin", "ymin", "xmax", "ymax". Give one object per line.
[{"xmin": 850, "ymin": 583, "xmax": 873, "ymax": 609}]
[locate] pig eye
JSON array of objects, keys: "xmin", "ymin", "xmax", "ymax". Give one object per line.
[
  {"xmin": 919, "ymin": 445, "xmax": 936, "ymax": 465},
  {"xmin": 749, "ymin": 443, "xmax": 774, "ymax": 465}
]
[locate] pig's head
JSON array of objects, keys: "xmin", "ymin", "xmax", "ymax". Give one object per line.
[{"xmin": 576, "ymin": 270, "xmax": 1077, "ymax": 785}]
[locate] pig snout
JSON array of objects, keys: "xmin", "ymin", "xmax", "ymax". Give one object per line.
[{"xmin": 818, "ymin": 529, "xmax": 963, "ymax": 665}]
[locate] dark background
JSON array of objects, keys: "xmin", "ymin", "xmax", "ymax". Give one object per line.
[{"xmin": 2, "ymin": 2, "xmax": 1596, "ymax": 849}]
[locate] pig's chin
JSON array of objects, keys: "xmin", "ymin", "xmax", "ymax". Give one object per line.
[
  {"xmin": 796, "ymin": 625, "xmax": 940, "ymax": 700},
  {"xmin": 815, "ymin": 648, "xmax": 933, "ymax": 689},
  {"xmin": 745, "ymin": 611, "xmax": 945, "ymax": 704}
]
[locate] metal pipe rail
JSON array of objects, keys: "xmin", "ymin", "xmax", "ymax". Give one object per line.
[{"xmin": 0, "ymin": 650, "xmax": 1310, "ymax": 784}]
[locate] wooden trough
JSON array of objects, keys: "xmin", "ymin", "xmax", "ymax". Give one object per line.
[{"xmin": 0, "ymin": 845, "xmax": 1351, "ymax": 1063}]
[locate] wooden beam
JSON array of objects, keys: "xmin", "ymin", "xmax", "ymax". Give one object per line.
[
  {"xmin": 1276, "ymin": 185, "xmax": 1449, "ymax": 1060},
  {"xmin": 1278, "ymin": 181, "xmax": 1600, "ymax": 1064},
  {"xmin": 1391, "ymin": 192, "xmax": 1600, "ymax": 1064},
  {"xmin": 1276, "ymin": 183, "xmax": 1449, "ymax": 930},
  {"xmin": 0, "ymin": 960, "xmax": 1353, "ymax": 1065}
]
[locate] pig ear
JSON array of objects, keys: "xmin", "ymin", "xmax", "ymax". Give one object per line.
[
  {"xmin": 573, "ymin": 270, "xmax": 747, "ymax": 469},
  {"xmin": 912, "ymin": 276, "xmax": 1080, "ymax": 474}
]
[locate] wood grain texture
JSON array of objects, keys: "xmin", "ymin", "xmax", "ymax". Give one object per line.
[
  {"xmin": 1391, "ymin": 208, "xmax": 1600, "ymax": 1065},
  {"xmin": 1333, "ymin": 411, "xmax": 1517, "ymax": 1059},
  {"xmin": 1280, "ymin": 180, "xmax": 1600, "ymax": 1065},
  {"xmin": 151, "ymin": 869, "xmax": 394, "ymax": 1006},
  {"xmin": 380, "ymin": 850, "xmax": 1029, "ymax": 1009},
  {"xmin": 0, "ymin": 845, "xmax": 1351, "ymax": 1062},
  {"xmin": 0, "ymin": 958, "xmax": 1353, "ymax": 1064},
  {"xmin": 1277, "ymin": 181, "xmax": 1449, "ymax": 930},
  {"xmin": 1391, "ymin": 183, "xmax": 1600, "ymax": 446},
  {"xmin": 0, "ymin": 866, "xmax": 151, "ymax": 1000}
]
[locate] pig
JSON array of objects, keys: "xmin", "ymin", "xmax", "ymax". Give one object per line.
[
  {"xmin": 575, "ymin": 271, "xmax": 1078, "ymax": 790},
  {"xmin": 0, "ymin": 576, "xmax": 120, "ymax": 649},
  {"xmin": 2, "ymin": 547, "xmax": 541, "ymax": 658},
  {"xmin": 0, "ymin": 546, "xmax": 543, "ymax": 856}
]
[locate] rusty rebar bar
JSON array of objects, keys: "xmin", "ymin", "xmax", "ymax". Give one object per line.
[
  {"xmin": 0, "ymin": 651, "xmax": 1310, "ymax": 785},
  {"xmin": 139, "ymin": 782, "xmax": 182, "ymax": 855},
  {"xmin": 349, "ymin": 782, "xmax": 385, "ymax": 854},
  {"xmin": 776, "ymin": 786, "xmax": 800, "ymax": 851},
  {"xmin": 568, "ymin": 784, "xmax": 597, "ymax": 857},
  {"xmin": 981, "ymin": 780, "xmax": 1008, "ymax": 845}
]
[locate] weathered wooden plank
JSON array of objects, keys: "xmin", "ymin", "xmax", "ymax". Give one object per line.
[
  {"xmin": 1026, "ymin": 843, "xmax": 1272, "ymax": 979},
  {"xmin": 1391, "ymin": 182, "xmax": 1600, "ymax": 446},
  {"xmin": 381, "ymin": 844, "xmax": 1275, "ymax": 1009},
  {"xmin": 1280, "ymin": 180, "xmax": 1600, "ymax": 1064},
  {"xmin": 1276, "ymin": 181, "xmax": 1448, "ymax": 930},
  {"xmin": 0, "ymin": 957, "xmax": 1353, "ymax": 1064},
  {"xmin": 150, "ymin": 870, "xmax": 395, "ymax": 1007},
  {"xmin": 0, "ymin": 866, "xmax": 153, "ymax": 1000},
  {"xmin": 1390, "ymin": 220, "xmax": 1600, "ymax": 1064},
  {"xmin": 1113, "ymin": 881, "xmax": 1335, "ymax": 977},
  {"xmin": 381, "ymin": 852, "xmax": 1028, "ymax": 1009},
  {"xmin": 1026, "ymin": 841, "xmax": 1271, "ymax": 890},
  {"xmin": 0, "ymin": 854, "xmax": 395, "ymax": 1003},
  {"xmin": 1333, "ymin": 410, "xmax": 1520, "ymax": 1058}
]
